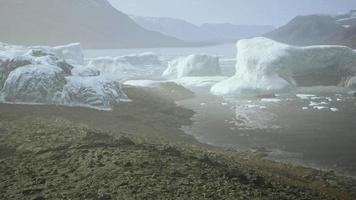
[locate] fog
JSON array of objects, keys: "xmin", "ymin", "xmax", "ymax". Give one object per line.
[
  {"xmin": 1, "ymin": 1, "xmax": 356, "ymax": 199},
  {"xmin": 110, "ymin": 0, "xmax": 356, "ymax": 26}
]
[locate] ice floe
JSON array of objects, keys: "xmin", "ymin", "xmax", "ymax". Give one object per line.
[{"xmin": 211, "ymin": 37, "xmax": 356, "ymax": 97}]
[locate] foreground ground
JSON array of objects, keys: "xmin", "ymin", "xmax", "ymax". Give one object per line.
[{"xmin": 1, "ymin": 86, "xmax": 356, "ymax": 199}]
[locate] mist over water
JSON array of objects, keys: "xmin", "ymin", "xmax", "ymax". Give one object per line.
[
  {"xmin": 2, "ymin": 1, "xmax": 356, "ymax": 198},
  {"xmin": 86, "ymin": 45, "xmax": 356, "ymax": 177}
]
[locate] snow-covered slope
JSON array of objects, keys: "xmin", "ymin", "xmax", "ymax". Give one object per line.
[
  {"xmin": 211, "ymin": 37, "xmax": 356, "ymax": 97},
  {"xmin": 163, "ymin": 54, "xmax": 221, "ymax": 79},
  {"xmin": 0, "ymin": 0, "xmax": 183, "ymax": 48},
  {"xmin": 0, "ymin": 42, "xmax": 129, "ymax": 110},
  {"xmin": 335, "ymin": 10, "xmax": 356, "ymax": 27}
]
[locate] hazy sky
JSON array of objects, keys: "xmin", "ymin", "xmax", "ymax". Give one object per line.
[{"xmin": 109, "ymin": 0, "xmax": 356, "ymax": 27}]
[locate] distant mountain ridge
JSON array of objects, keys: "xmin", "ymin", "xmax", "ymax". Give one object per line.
[
  {"xmin": 0, "ymin": 0, "xmax": 184, "ymax": 48},
  {"xmin": 131, "ymin": 16, "xmax": 274, "ymax": 43},
  {"xmin": 266, "ymin": 10, "xmax": 356, "ymax": 48}
]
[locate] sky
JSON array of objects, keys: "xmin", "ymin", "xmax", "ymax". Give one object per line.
[{"xmin": 109, "ymin": 0, "xmax": 356, "ymax": 27}]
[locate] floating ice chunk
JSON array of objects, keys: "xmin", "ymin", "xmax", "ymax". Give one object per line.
[
  {"xmin": 302, "ymin": 107, "xmax": 308, "ymax": 110},
  {"xmin": 1, "ymin": 65, "xmax": 66, "ymax": 104},
  {"xmin": 313, "ymin": 106, "xmax": 328, "ymax": 110},
  {"xmin": 295, "ymin": 94, "xmax": 315, "ymax": 99},
  {"xmin": 62, "ymin": 76, "xmax": 128, "ymax": 110},
  {"xmin": 170, "ymin": 76, "xmax": 227, "ymax": 88},
  {"xmin": 71, "ymin": 66, "xmax": 100, "ymax": 77},
  {"xmin": 53, "ymin": 43, "xmax": 84, "ymax": 65},
  {"xmin": 261, "ymin": 98, "xmax": 281, "ymax": 103},
  {"xmin": 211, "ymin": 37, "xmax": 356, "ymax": 97},
  {"xmin": 86, "ymin": 53, "xmax": 162, "ymax": 80},
  {"xmin": 0, "ymin": 42, "xmax": 130, "ymax": 110},
  {"xmin": 296, "ymin": 94, "xmax": 316, "ymax": 99},
  {"xmin": 346, "ymin": 76, "xmax": 356, "ymax": 89},
  {"xmin": 330, "ymin": 108, "xmax": 339, "ymax": 112},
  {"xmin": 163, "ymin": 54, "xmax": 221, "ymax": 78},
  {"xmin": 124, "ymin": 79, "xmax": 163, "ymax": 88}
]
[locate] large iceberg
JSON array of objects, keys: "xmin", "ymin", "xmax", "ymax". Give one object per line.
[
  {"xmin": 0, "ymin": 42, "xmax": 129, "ymax": 110},
  {"xmin": 163, "ymin": 54, "xmax": 221, "ymax": 78},
  {"xmin": 1, "ymin": 65, "xmax": 66, "ymax": 104},
  {"xmin": 85, "ymin": 53, "xmax": 163, "ymax": 80},
  {"xmin": 62, "ymin": 76, "xmax": 128, "ymax": 110},
  {"xmin": 211, "ymin": 37, "xmax": 356, "ymax": 96}
]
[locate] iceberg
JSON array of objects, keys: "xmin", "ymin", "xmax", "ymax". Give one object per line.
[
  {"xmin": 170, "ymin": 76, "xmax": 228, "ymax": 88},
  {"xmin": 86, "ymin": 53, "xmax": 163, "ymax": 80},
  {"xmin": 53, "ymin": 43, "xmax": 84, "ymax": 65},
  {"xmin": 0, "ymin": 42, "xmax": 129, "ymax": 110},
  {"xmin": 62, "ymin": 76, "xmax": 128, "ymax": 110},
  {"xmin": 163, "ymin": 54, "xmax": 221, "ymax": 78},
  {"xmin": 346, "ymin": 76, "xmax": 356, "ymax": 88},
  {"xmin": 1, "ymin": 65, "xmax": 66, "ymax": 104},
  {"xmin": 211, "ymin": 37, "xmax": 356, "ymax": 97}
]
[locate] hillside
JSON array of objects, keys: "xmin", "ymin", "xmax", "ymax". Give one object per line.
[
  {"xmin": 0, "ymin": 0, "xmax": 183, "ymax": 49},
  {"xmin": 132, "ymin": 16, "xmax": 274, "ymax": 43},
  {"xmin": 131, "ymin": 16, "xmax": 217, "ymax": 43},
  {"xmin": 265, "ymin": 15, "xmax": 346, "ymax": 46}
]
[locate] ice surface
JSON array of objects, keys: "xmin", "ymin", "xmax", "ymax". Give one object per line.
[
  {"xmin": 62, "ymin": 76, "xmax": 128, "ymax": 110},
  {"xmin": 53, "ymin": 43, "xmax": 84, "ymax": 65},
  {"xmin": 124, "ymin": 80, "xmax": 163, "ymax": 88},
  {"xmin": 163, "ymin": 54, "xmax": 221, "ymax": 78},
  {"xmin": 86, "ymin": 53, "xmax": 162, "ymax": 80},
  {"xmin": 170, "ymin": 76, "xmax": 227, "ymax": 88},
  {"xmin": 1, "ymin": 65, "xmax": 66, "ymax": 104},
  {"xmin": 346, "ymin": 76, "xmax": 356, "ymax": 88},
  {"xmin": 0, "ymin": 42, "xmax": 129, "ymax": 110},
  {"xmin": 211, "ymin": 37, "xmax": 356, "ymax": 97}
]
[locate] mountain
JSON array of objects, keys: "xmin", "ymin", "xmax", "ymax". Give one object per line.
[
  {"xmin": 265, "ymin": 10, "xmax": 356, "ymax": 47},
  {"xmin": 334, "ymin": 10, "xmax": 356, "ymax": 28},
  {"xmin": 131, "ymin": 16, "xmax": 217, "ymax": 42},
  {"xmin": 0, "ymin": 0, "xmax": 183, "ymax": 49},
  {"xmin": 200, "ymin": 23, "xmax": 275, "ymax": 42},
  {"xmin": 265, "ymin": 15, "xmax": 347, "ymax": 46},
  {"xmin": 131, "ymin": 16, "xmax": 274, "ymax": 43},
  {"xmin": 338, "ymin": 26, "xmax": 356, "ymax": 48}
]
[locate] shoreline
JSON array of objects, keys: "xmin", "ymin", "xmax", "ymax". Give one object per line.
[{"xmin": 1, "ymin": 85, "xmax": 356, "ymax": 199}]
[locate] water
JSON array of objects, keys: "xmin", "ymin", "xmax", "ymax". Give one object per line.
[
  {"xmin": 84, "ymin": 43, "xmax": 237, "ymax": 59},
  {"xmin": 86, "ymin": 45, "xmax": 356, "ymax": 178}
]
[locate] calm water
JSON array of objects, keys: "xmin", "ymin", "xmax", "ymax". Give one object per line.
[{"xmin": 86, "ymin": 45, "xmax": 356, "ymax": 178}]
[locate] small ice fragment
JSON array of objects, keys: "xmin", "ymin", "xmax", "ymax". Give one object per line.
[
  {"xmin": 313, "ymin": 106, "xmax": 328, "ymax": 110},
  {"xmin": 330, "ymin": 108, "xmax": 339, "ymax": 112},
  {"xmin": 200, "ymin": 102, "xmax": 207, "ymax": 106},
  {"xmin": 261, "ymin": 98, "xmax": 281, "ymax": 103},
  {"xmin": 302, "ymin": 107, "xmax": 308, "ymax": 110},
  {"xmin": 296, "ymin": 94, "xmax": 316, "ymax": 99},
  {"xmin": 259, "ymin": 106, "xmax": 267, "ymax": 109},
  {"xmin": 221, "ymin": 102, "xmax": 228, "ymax": 106}
]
